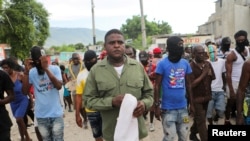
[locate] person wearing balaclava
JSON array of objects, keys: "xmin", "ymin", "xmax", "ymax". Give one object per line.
[
  {"xmin": 22, "ymin": 46, "xmax": 64, "ymax": 141},
  {"xmin": 167, "ymin": 36, "xmax": 185, "ymax": 63},
  {"xmin": 206, "ymin": 45, "xmax": 226, "ymax": 126},
  {"xmin": 224, "ymin": 30, "xmax": 250, "ymax": 126},
  {"xmin": 30, "ymin": 46, "xmax": 46, "ymax": 75},
  {"xmin": 235, "ymin": 30, "xmax": 249, "ymax": 56},
  {"xmin": 220, "ymin": 36, "xmax": 231, "ymax": 59},
  {"xmin": 75, "ymin": 50, "xmax": 103, "ymax": 141},
  {"xmin": 154, "ymin": 36, "xmax": 193, "ymax": 141}
]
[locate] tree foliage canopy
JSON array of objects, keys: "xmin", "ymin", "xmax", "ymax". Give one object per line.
[
  {"xmin": 0, "ymin": 0, "xmax": 49, "ymax": 60},
  {"xmin": 120, "ymin": 15, "xmax": 172, "ymax": 49},
  {"xmin": 121, "ymin": 15, "xmax": 172, "ymax": 39}
]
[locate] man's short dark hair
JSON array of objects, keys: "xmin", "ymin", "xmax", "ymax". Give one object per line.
[
  {"xmin": 104, "ymin": 29, "xmax": 124, "ymax": 42},
  {"xmin": 0, "ymin": 58, "xmax": 22, "ymax": 71}
]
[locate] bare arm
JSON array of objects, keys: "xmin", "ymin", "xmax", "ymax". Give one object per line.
[
  {"xmin": 222, "ymin": 72, "xmax": 227, "ymax": 92},
  {"xmin": 75, "ymin": 94, "xmax": 83, "ymax": 127},
  {"xmin": 191, "ymin": 63, "xmax": 210, "ymax": 88},
  {"xmin": 226, "ymin": 52, "xmax": 236, "ymax": 98},
  {"xmin": 44, "ymin": 68, "xmax": 62, "ymax": 90},
  {"xmin": 154, "ymin": 73, "xmax": 162, "ymax": 104},
  {"xmin": 185, "ymin": 73, "xmax": 194, "ymax": 114},
  {"xmin": 154, "ymin": 73, "xmax": 162, "ymax": 121},
  {"xmin": 62, "ymin": 73, "xmax": 69, "ymax": 85},
  {"xmin": 22, "ymin": 59, "xmax": 33, "ymax": 95},
  {"xmin": 40, "ymin": 56, "xmax": 62, "ymax": 90},
  {"xmin": 236, "ymin": 61, "xmax": 250, "ymax": 124},
  {"xmin": 0, "ymin": 90, "xmax": 14, "ymax": 105}
]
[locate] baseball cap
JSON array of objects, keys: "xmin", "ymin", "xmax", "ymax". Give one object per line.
[
  {"xmin": 30, "ymin": 46, "xmax": 45, "ymax": 61},
  {"xmin": 84, "ymin": 50, "xmax": 97, "ymax": 61},
  {"xmin": 139, "ymin": 51, "xmax": 149, "ymax": 61},
  {"xmin": 99, "ymin": 50, "xmax": 107, "ymax": 60},
  {"xmin": 205, "ymin": 39, "xmax": 215, "ymax": 45},
  {"xmin": 153, "ymin": 47, "xmax": 162, "ymax": 54}
]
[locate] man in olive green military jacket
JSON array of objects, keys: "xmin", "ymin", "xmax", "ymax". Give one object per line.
[{"xmin": 83, "ymin": 29, "xmax": 154, "ymax": 141}]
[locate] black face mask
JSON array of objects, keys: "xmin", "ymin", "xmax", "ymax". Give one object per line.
[
  {"xmin": 140, "ymin": 60, "xmax": 148, "ymax": 66},
  {"xmin": 34, "ymin": 60, "xmax": 45, "ymax": 75},
  {"xmin": 221, "ymin": 44, "xmax": 230, "ymax": 52},
  {"xmin": 236, "ymin": 39, "xmax": 249, "ymax": 53},
  {"xmin": 84, "ymin": 60, "xmax": 97, "ymax": 71},
  {"xmin": 168, "ymin": 46, "xmax": 184, "ymax": 63}
]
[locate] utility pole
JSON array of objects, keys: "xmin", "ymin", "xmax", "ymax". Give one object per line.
[
  {"xmin": 139, "ymin": 0, "xmax": 147, "ymax": 48},
  {"xmin": 91, "ymin": 0, "xmax": 96, "ymax": 45}
]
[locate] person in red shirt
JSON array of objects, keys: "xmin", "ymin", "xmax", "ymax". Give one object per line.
[{"xmin": 139, "ymin": 50, "xmax": 156, "ymax": 131}]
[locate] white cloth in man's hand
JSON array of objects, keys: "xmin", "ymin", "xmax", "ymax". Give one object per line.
[{"xmin": 114, "ymin": 93, "xmax": 139, "ymax": 141}]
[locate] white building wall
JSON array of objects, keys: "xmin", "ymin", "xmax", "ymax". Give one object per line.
[
  {"xmin": 197, "ymin": 0, "xmax": 250, "ymax": 47},
  {"xmin": 234, "ymin": 5, "xmax": 250, "ymax": 36}
]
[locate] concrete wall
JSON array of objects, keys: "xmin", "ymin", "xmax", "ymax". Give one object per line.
[
  {"xmin": 197, "ymin": 0, "xmax": 250, "ymax": 47},
  {"xmin": 234, "ymin": 5, "xmax": 250, "ymax": 36}
]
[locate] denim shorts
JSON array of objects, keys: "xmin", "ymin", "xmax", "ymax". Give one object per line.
[
  {"xmin": 87, "ymin": 112, "xmax": 102, "ymax": 138},
  {"xmin": 161, "ymin": 108, "xmax": 189, "ymax": 141},
  {"xmin": 206, "ymin": 91, "xmax": 225, "ymax": 118},
  {"xmin": 37, "ymin": 117, "xmax": 64, "ymax": 141}
]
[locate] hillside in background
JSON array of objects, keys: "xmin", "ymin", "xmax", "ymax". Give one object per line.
[{"xmin": 44, "ymin": 27, "xmax": 107, "ymax": 48}]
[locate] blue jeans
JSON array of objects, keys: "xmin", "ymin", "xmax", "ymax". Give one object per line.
[
  {"xmin": 161, "ymin": 108, "xmax": 189, "ymax": 141},
  {"xmin": 87, "ymin": 112, "xmax": 102, "ymax": 138},
  {"xmin": 37, "ymin": 117, "xmax": 64, "ymax": 141},
  {"xmin": 206, "ymin": 91, "xmax": 225, "ymax": 118}
]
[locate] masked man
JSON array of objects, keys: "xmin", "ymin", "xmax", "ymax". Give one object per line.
[{"xmin": 22, "ymin": 46, "xmax": 64, "ymax": 140}]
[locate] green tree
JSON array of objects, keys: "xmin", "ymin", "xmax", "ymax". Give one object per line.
[
  {"xmin": 127, "ymin": 34, "xmax": 152, "ymax": 50},
  {"xmin": 49, "ymin": 44, "xmax": 77, "ymax": 54},
  {"xmin": 75, "ymin": 43, "xmax": 84, "ymax": 50},
  {"xmin": 0, "ymin": 0, "xmax": 2, "ymax": 9},
  {"xmin": 0, "ymin": 0, "xmax": 49, "ymax": 60},
  {"xmin": 96, "ymin": 41, "xmax": 104, "ymax": 45},
  {"xmin": 121, "ymin": 15, "xmax": 172, "ymax": 39}
]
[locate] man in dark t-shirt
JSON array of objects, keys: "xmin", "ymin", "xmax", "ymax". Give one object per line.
[
  {"xmin": 0, "ymin": 69, "xmax": 15, "ymax": 141},
  {"xmin": 189, "ymin": 45, "xmax": 215, "ymax": 141}
]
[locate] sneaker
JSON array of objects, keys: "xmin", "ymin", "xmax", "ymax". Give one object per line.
[
  {"xmin": 68, "ymin": 109, "xmax": 73, "ymax": 112},
  {"xmin": 83, "ymin": 121, "xmax": 88, "ymax": 129},
  {"xmin": 189, "ymin": 133, "xmax": 200, "ymax": 141},
  {"xmin": 149, "ymin": 123, "xmax": 155, "ymax": 132},
  {"xmin": 224, "ymin": 120, "xmax": 232, "ymax": 125}
]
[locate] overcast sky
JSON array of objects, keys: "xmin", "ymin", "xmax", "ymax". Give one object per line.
[{"xmin": 36, "ymin": 0, "xmax": 216, "ymax": 34}]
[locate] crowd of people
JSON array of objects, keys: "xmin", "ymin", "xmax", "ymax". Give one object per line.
[{"xmin": 0, "ymin": 28, "xmax": 250, "ymax": 141}]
